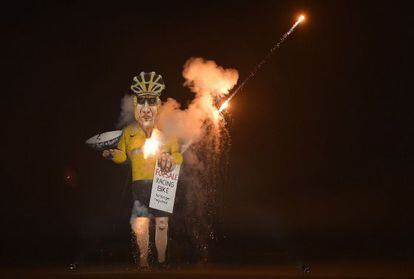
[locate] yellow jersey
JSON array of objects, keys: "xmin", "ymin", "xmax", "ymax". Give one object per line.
[{"xmin": 112, "ymin": 124, "xmax": 183, "ymax": 181}]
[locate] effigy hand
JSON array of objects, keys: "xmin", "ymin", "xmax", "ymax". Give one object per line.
[
  {"xmin": 158, "ymin": 152, "xmax": 176, "ymax": 173},
  {"xmin": 102, "ymin": 149, "xmax": 116, "ymax": 160}
]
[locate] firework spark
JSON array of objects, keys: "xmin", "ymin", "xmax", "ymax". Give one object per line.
[
  {"xmin": 143, "ymin": 130, "xmax": 161, "ymax": 159},
  {"xmin": 218, "ymin": 100, "xmax": 229, "ymax": 112},
  {"xmin": 218, "ymin": 14, "xmax": 306, "ymax": 113}
]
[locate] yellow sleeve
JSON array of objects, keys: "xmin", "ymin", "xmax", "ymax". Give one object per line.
[
  {"xmin": 112, "ymin": 130, "xmax": 127, "ymax": 164},
  {"xmin": 170, "ymin": 137, "xmax": 183, "ymax": 165}
]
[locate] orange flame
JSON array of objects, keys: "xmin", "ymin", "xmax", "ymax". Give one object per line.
[{"xmin": 143, "ymin": 130, "xmax": 160, "ymax": 159}]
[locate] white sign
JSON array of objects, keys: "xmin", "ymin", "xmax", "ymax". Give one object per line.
[{"xmin": 149, "ymin": 162, "xmax": 181, "ymax": 213}]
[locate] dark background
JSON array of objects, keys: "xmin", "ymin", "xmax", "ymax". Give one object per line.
[{"xmin": 2, "ymin": 0, "xmax": 413, "ymax": 269}]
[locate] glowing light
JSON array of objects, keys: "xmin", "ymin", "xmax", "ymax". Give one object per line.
[
  {"xmin": 143, "ymin": 131, "xmax": 160, "ymax": 159},
  {"xmin": 216, "ymin": 13, "xmax": 306, "ymax": 111},
  {"xmin": 213, "ymin": 110, "xmax": 220, "ymax": 121},
  {"xmin": 218, "ymin": 100, "xmax": 230, "ymax": 112}
]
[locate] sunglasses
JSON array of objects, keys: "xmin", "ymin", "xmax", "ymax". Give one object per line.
[{"xmin": 137, "ymin": 96, "xmax": 158, "ymax": 106}]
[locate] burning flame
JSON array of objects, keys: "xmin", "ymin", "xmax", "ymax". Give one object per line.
[
  {"xmin": 218, "ymin": 100, "xmax": 229, "ymax": 112},
  {"xmin": 143, "ymin": 130, "xmax": 160, "ymax": 159},
  {"xmin": 215, "ymin": 13, "xmax": 305, "ymax": 116}
]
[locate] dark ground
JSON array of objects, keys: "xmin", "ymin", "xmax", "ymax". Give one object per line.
[{"xmin": 3, "ymin": 262, "xmax": 414, "ymax": 279}]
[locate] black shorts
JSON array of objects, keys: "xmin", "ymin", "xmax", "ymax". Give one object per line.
[{"xmin": 130, "ymin": 180, "xmax": 170, "ymax": 223}]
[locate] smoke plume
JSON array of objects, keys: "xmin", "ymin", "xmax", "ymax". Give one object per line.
[
  {"xmin": 182, "ymin": 57, "xmax": 239, "ymax": 98},
  {"xmin": 116, "ymin": 94, "xmax": 135, "ymax": 128},
  {"xmin": 158, "ymin": 57, "xmax": 238, "ymax": 144}
]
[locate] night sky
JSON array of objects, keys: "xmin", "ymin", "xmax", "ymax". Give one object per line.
[{"xmin": 2, "ymin": 1, "xmax": 413, "ymax": 268}]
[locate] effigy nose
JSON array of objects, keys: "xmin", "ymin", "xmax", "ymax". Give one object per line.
[{"xmin": 143, "ymin": 102, "xmax": 151, "ymax": 113}]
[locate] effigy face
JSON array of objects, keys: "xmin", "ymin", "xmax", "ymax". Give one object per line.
[
  {"xmin": 134, "ymin": 95, "xmax": 159, "ymax": 136},
  {"xmin": 130, "ymin": 72, "xmax": 165, "ymax": 137}
]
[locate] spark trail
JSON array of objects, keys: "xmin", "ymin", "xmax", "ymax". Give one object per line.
[{"xmin": 219, "ymin": 15, "xmax": 305, "ymax": 112}]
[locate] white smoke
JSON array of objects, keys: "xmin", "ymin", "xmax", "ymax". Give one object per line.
[
  {"xmin": 182, "ymin": 57, "xmax": 239, "ymax": 97},
  {"xmin": 116, "ymin": 94, "xmax": 135, "ymax": 128},
  {"xmin": 158, "ymin": 57, "xmax": 238, "ymax": 144}
]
